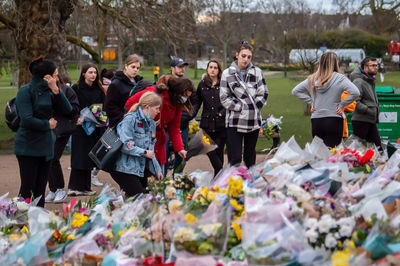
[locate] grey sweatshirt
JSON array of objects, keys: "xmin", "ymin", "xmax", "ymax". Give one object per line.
[{"xmin": 292, "ymin": 72, "xmax": 360, "ymax": 119}]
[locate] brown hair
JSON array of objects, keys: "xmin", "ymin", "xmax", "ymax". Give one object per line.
[
  {"xmin": 167, "ymin": 77, "xmax": 194, "ymax": 113},
  {"xmin": 129, "ymin": 91, "xmax": 162, "ymax": 113},
  {"xmin": 125, "ymin": 54, "xmax": 144, "ymax": 67},
  {"xmin": 204, "ymin": 60, "xmax": 222, "ymax": 85},
  {"xmin": 77, "ymin": 63, "xmax": 105, "ymax": 94},
  {"xmin": 234, "ymin": 41, "xmax": 254, "ymax": 60},
  {"xmin": 307, "ymin": 52, "xmax": 340, "ymax": 97}
]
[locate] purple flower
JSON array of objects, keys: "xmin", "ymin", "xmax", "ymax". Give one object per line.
[
  {"xmin": 94, "ymin": 234, "xmax": 107, "ymax": 246},
  {"xmin": 155, "ymin": 194, "xmax": 161, "ymax": 201},
  {"xmin": 0, "ymin": 199, "xmax": 8, "ymax": 210},
  {"xmin": 146, "ymin": 194, "xmax": 154, "ymax": 201},
  {"xmin": 8, "ymin": 204, "xmax": 17, "ymax": 215}
]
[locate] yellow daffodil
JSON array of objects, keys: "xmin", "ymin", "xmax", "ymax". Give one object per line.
[
  {"xmin": 185, "ymin": 213, "xmax": 198, "ymax": 224},
  {"xmin": 228, "ymin": 177, "xmax": 243, "ymax": 197},
  {"xmin": 232, "ymin": 222, "xmax": 242, "ymax": 240},
  {"xmin": 206, "ymin": 191, "xmax": 216, "ymax": 201},
  {"xmin": 21, "ymin": 225, "xmax": 29, "ymax": 234},
  {"xmin": 66, "ymin": 235, "xmax": 76, "ymax": 241},
  {"xmin": 202, "ymin": 135, "xmax": 211, "ymax": 145},
  {"xmin": 230, "ymin": 199, "xmax": 244, "ymax": 211},
  {"xmin": 71, "ymin": 212, "xmax": 89, "ymax": 228}
]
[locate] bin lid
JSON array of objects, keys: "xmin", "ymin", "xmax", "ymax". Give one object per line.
[{"xmin": 376, "ymin": 86, "xmax": 394, "ymax": 93}]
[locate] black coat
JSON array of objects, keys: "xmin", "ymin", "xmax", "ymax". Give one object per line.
[
  {"xmin": 71, "ymin": 81, "xmax": 105, "ymax": 170},
  {"xmin": 53, "ymin": 84, "xmax": 80, "ymax": 137},
  {"xmin": 104, "ymin": 71, "xmax": 143, "ymax": 127},
  {"xmin": 192, "ymin": 79, "xmax": 226, "ymax": 132}
]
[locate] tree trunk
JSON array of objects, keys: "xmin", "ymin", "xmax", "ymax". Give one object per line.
[
  {"xmin": 222, "ymin": 41, "xmax": 228, "ymax": 69},
  {"xmin": 14, "ymin": 0, "xmax": 75, "ymax": 86}
]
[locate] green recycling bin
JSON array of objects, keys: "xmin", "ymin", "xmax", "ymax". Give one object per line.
[{"xmin": 347, "ymin": 87, "xmax": 400, "ymax": 142}]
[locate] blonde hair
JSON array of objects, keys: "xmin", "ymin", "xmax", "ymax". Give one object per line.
[
  {"xmin": 125, "ymin": 54, "xmax": 144, "ymax": 67},
  {"xmin": 308, "ymin": 52, "xmax": 340, "ymax": 97},
  {"xmin": 128, "ymin": 91, "xmax": 162, "ymax": 113}
]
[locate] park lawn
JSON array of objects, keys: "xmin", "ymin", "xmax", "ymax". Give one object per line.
[{"xmin": 1, "ymin": 69, "xmax": 400, "ymax": 153}]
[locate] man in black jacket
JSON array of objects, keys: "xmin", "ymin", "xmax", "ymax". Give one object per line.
[{"xmin": 350, "ymin": 56, "xmax": 383, "ymax": 152}]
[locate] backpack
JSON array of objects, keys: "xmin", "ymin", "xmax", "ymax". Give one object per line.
[
  {"xmin": 129, "ymin": 80, "xmax": 157, "ymax": 97},
  {"xmin": 5, "ymin": 97, "xmax": 19, "ymax": 132},
  {"xmin": 5, "ymin": 86, "xmax": 33, "ymax": 132}
]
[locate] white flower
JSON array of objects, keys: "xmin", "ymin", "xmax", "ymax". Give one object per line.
[
  {"xmin": 165, "ymin": 186, "xmax": 176, "ymax": 199},
  {"xmin": 338, "ymin": 217, "xmax": 355, "ymax": 228},
  {"xmin": 334, "ymin": 232, "xmax": 340, "ymax": 239},
  {"xmin": 168, "ymin": 200, "xmax": 182, "ymax": 212},
  {"xmin": 339, "ymin": 225, "xmax": 353, "ymax": 238},
  {"xmin": 324, "ymin": 233, "xmax": 337, "ymax": 249},
  {"xmin": 173, "ymin": 227, "xmax": 195, "ymax": 242},
  {"xmin": 304, "ymin": 218, "xmax": 318, "ymax": 229},
  {"xmin": 318, "ymin": 218, "xmax": 334, "ymax": 234},
  {"xmin": 16, "ymin": 201, "xmax": 29, "ymax": 211},
  {"xmin": 198, "ymin": 223, "xmax": 222, "ymax": 237},
  {"xmin": 305, "ymin": 229, "xmax": 318, "ymax": 243}
]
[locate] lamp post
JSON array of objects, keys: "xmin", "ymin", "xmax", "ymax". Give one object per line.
[{"xmin": 283, "ymin": 29, "xmax": 288, "ymax": 78}]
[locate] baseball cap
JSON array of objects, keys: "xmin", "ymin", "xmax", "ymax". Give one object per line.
[{"xmin": 170, "ymin": 58, "xmax": 188, "ymax": 67}]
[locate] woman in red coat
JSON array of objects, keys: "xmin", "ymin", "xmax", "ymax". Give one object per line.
[{"xmin": 125, "ymin": 76, "xmax": 194, "ymax": 173}]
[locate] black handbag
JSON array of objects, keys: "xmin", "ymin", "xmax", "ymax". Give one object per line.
[{"xmin": 88, "ymin": 127, "xmax": 122, "ymax": 171}]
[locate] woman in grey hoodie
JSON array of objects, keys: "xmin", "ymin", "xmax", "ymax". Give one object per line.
[{"xmin": 292, "ymin": 52, "xmax": 360, "ymax": 148}]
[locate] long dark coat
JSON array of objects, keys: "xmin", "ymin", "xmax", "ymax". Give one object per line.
[{"xmin": 70, "ymin": 80, "xmax": 105, "ymax": 170}]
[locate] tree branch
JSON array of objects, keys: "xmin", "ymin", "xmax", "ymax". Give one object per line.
[
  {"xmin": 66, "ymin": 35, "xmax": 100, "ymax": 63},
  {"xmin": 0, "ymin": 11, "xmax": 16, "ymax": 29}
]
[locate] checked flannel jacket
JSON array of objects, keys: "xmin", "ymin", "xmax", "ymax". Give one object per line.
[{"xmin": 220, "ymin": 63, "xmax": 268, "ymax": 132}]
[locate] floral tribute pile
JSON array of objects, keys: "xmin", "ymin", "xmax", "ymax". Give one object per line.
[{"xmin": 0, "ymin": 136, "xmax": 400, "ymax": 265}]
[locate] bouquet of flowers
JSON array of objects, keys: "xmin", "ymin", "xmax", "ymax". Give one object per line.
[
  {"xmin": 173, "ymin": 222, "xmax": 226, "ymax": 255},
  {"xmin": 261, "ymin": 115, "xmax": 283, "ymax": 140},
  {"xmin": 304, "ymin": 214, "xmax": 355, "ymax": 251},
  {"xmin": 188, "ymin": 119, "xmax": 200, "ymax": 135},
  {"xmin": 80, "ymin": 104, "xmax": 108, "ymax": 135},
  {"xmin": 327, "ymin": 147, "xmax": 375, "ymax": 173},
  {"xmin": 90, "ymin": 104, "xmax": 108, "ymax": 127}
]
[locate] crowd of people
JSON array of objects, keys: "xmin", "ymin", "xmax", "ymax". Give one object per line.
[{"xmin": 14, "ymin": 42, "xmax": 384, "ymax": 207}]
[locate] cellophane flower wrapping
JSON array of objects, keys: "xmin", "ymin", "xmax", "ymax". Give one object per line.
[{"xmin": 186, "ymin": 129, "xmax": 217, "ymax": 160}]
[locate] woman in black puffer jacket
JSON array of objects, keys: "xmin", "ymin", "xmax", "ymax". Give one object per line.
[{"xmin": 104, "ymin": 54, "xmax": 146, "ymax": 128}]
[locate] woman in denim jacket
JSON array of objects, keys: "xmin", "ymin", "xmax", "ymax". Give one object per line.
[{"xmin": 113, "ymin": 92, "xmax": 163, "ymax": 197}]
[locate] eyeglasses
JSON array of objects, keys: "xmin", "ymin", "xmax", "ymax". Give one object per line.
[
  {"xmin": 368, "ymin": 64, "xmax": 378, "ymax": 68},
  {"xmin": 242, "ymin": 41, "xmax": 249, "ymax": 45}
]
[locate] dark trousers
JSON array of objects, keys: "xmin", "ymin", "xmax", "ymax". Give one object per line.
[
  {"xmin": 16, "ymin": 155, "xmax": 51, "ymax": 207},
  {"xmin": 311, "ymin": 117, "xmax": 343, "ymax": 148},
  {"xmin": 110, "ymin": 169, "xmax": 150, "ymax": 197},
  {"xmin": 226, "ymin": 127, "xmax": 259, "ymax": 168},
  {"xmin": 48, "ymin": 136, "xmax": 70, "ymax": 192},
  {"xmin": 352, "ymin": 120, "xmax": 383, "ymax": 151},
  {"xmin": 205, "ymin": 129, "xmax": 227, "ymax": 176},
  {"xmin": 68, "ymin": 169, "xmax": 91, "ymax": 192}
]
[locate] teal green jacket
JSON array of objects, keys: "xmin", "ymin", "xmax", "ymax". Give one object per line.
[{"xmin": 14, "ymin": 77, "xmax": 72, "ymax": 160}]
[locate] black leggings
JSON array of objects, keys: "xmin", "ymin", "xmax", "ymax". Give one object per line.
[
  {"xmin": 110, "ymin": 169, "xmax": 150, "ymax": 197},
  {"xmin": 226, "ymin": 127, "xmax": 259, "ymax": 168},
  {"xmin": 352, "ymin": 120, "xmax": 383, "ymax": 151},
  {"xmin": 48, "ymin": 135, "xmax": 70, "ymax": 192},
  {"xmin": 17, "ymin": 155, "xmax": 51, "ymax": 207},
  {"xmin": 205, "ymin": 129, "xmax": 227, "ymax": 177},
  {"xmin": 311, "ymin": 117, "xmax": 343, "ymax": 148}
]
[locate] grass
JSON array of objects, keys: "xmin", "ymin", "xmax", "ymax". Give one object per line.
[{"xmin": 1, "ymin": 67, "xmax": 400, "ymax": 153}]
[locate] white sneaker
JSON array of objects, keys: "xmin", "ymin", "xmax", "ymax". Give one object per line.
[
  {"xmin": 45, "ymin": 191, "xmax": 56, "ymax": 202},
  {"xmin": 81, "ymin": 190, "xmax": 97, "ymax": 196},
  {"xmin": 67, "ymin": 190, "xmax": 82, "ymax": 196},
  {"xmin": 53, "ymin": 189, "xmax": 67, "ymax": 203},
  {"xmin": 91, "ymin": 176, "xmax": 103, "ymax": 187}
]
